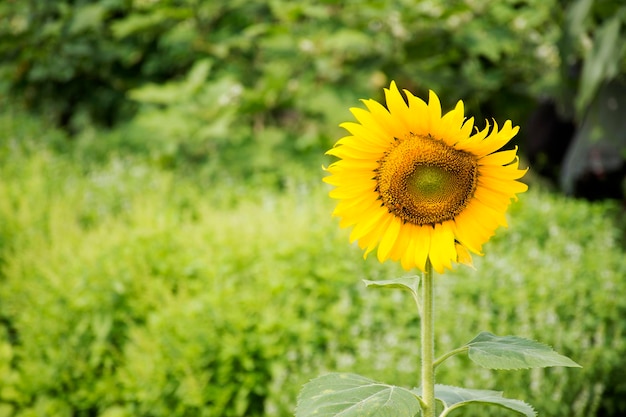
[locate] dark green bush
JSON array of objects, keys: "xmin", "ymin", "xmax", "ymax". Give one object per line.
[
  {"xmin": 1, "ymin": 0, "xmax": 598, "ymax": 169},
  {"xmin": 6, "ymin": 0, "xmax": 625, "ymax": 125},
  {"xmin": 4, "ymin": 0, "xmax": 626, "ymax": 186}
]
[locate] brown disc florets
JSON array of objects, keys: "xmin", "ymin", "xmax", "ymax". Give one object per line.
[{"xmin": 375, "ymin": 134, "xmax": 479, "ymax": 225}]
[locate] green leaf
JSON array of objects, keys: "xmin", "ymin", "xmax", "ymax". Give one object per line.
[
  {"xmin": 296, "ymin": 373, "xmax": 421, "ymax": 417},
  {"xmin": 184, "ymin": 59, "xmax": 212, "ymax": 92},
  {"xmin": 466, "ymin": 332, "xmax": 582, "ymax": 370},
  {"xmin": 363, "ymin": 276, "xmax": 420, "ymax": 298},
  {"xmin": 69, "ymin": 4, "xmax": 106, "ymax": 34},
  {"xmin": 565, "ymin": 0, "xmax": 593, "ymax": 36},
  {"xmin": 576, "ymin": 14, "xmax": 623, "ymax": 115},
  {"xmin": 425, "ymin": 385, "xmax": 536, "ymax": 417}
]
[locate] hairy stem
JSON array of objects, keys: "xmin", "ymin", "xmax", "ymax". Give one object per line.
[
  {"xmin": 433, "ymin": 346, "xmax": 469, "ymax": 370},
  {"xmin": 420, "ymin": 260, "xmax": 436, "ymax": 417}
]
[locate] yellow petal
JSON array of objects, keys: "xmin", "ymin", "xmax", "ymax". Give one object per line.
[
  {"xmin": 349, "ymin": 207, "xmax": 389, "ymax": 243},
  {"xmin": 327, "ymin": 158, "xmax": 379, "ymax": 171},
  {"xmin": 473, "ymin": 186, "xmax": 511, "ymax": 213},
  {"xmin": 389, "ymin": 223, "xmax": 412, "ymax": 262},
  {"xmin": 413, "ymin": 225, "xmax": 432, "ymax": 272},
  {"xmin": 326, "ymin": 145, "xmax": 383, "ymax": 160},
  {"xmin": 457, "ymin": 121, "xmax": 490, "ymax": 150},
  {"xmin": 459, "ymin": 117, "xmax": 475, "ymax": 141},
  {"xmin": 479, "ymin": 161, "xmax": 527, "ymax": 180},
  {"xmin": 337, "ymin": 198, "xmax": 381, "ymax": 228},
  {"xmin": 471, "ymin": 121, "xmax": 520, "ymax": 157},
  {"xmin": 362, "ymin": 99, "xmax": 407, "ymax": 140},
  {"xmin": 427, "ymin": 90, "xmax": 442, "ymax": 128},
  {"xmin": 470, "ymin": 198, "xmax": 508, "ymax": 228},
  {"xmin": 332, "ymin": 193, "xmax": 378, "ymax": 216},
  {"xmin": 349, "ymin": 107, "xmax": 395, "ymax": 143},
  {"xmin": 428, "ymin": 222, "xmax": 456, "ymax": 273},
  {"xmin": 340, "ymin": 122, "xmax": 393, "ymax": 149},
  {"xmin": 384, "ymin": 81, "xmax": 412, "ymax": 134},
  {"xmin": 328, "ymin": 182, "xmax": 375, "ymax": 199},
  {"xmin": 479, "ymin": 177, "xmax": 529, "ymax": 197},
  {"xmin": 404, "ymin": 90, "xmax": 430, "ymax": 136},
  {"xmin": 401, "ymin": 227, "xmax": 418, "ymax": 270},
  {"xmin": 323, "ymin": 169, "xmax": 374, "ymax": 185},
  {"xmin": 377, "ymin": 216, "xmax": 402, "ymax": 262},
  {"xmin": 455, "ymin": 243, "xmax": 475, "ymax": 269},
  {"xmin": 438, "ymin": 100, "xmax": 466, "ymax": 145},
  {"xmin": 453, "ymin": 204, "xmax": 492, "ymax": 254},
  {"xmin": 335, "ymin": 135, "xmax": 388, "ymax": 154},
  {"xmin": 479, "ymin": 147, "xmax": 519, "ymax": 166}
]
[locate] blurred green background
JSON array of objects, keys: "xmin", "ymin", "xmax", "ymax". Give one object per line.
[{"xmin": 1, "ymin": 0, "xmax": 626, "ymax": 416}]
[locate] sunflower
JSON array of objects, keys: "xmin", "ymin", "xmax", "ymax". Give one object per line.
[{"xmin": 323, "ymin": 81, "xmax": 528, "ymax": 273}]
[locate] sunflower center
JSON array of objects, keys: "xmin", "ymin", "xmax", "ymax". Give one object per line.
[{"xmin": 375, "ymin": 133, "xmax": 478, "ymax": 225}]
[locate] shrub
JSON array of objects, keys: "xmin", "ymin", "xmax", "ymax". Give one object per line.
[{"xmin": 1, "ymin": 128, "xmax": 626, "ymax": 416}]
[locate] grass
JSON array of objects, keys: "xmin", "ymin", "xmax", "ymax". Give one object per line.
[{"xmin": 1, "ymin": 111, "xmax": 626, "ymax": 416}]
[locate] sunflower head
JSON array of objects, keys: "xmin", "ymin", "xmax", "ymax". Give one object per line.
[{"xmin": 324, "ymin": 82, "xmax": 528, "ymax": 273}]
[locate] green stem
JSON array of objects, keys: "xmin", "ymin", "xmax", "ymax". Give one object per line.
[
  {"xmin": 421, "ymin": 260, "xmax": 436, "ymax": 417},
  {"xmin": 433, "ymin": 346, "xmax": 469, "ymax": 370}
]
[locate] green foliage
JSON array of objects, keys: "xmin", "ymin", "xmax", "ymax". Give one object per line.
[
  {"xmin": 429, "ymin": 385, "xmax": 536, "ymax": 417},
  {"xmin": 465, "ymin": 332, "xmax": 581, "ymax": 370},
  {"xmin": 0, "ymin": 0, "xmax": 197, "ymax": 128},
  {"xmin": 296, "ymin": 373, "xmax": 420, "ymax": 417},
  {"xmin": 0, "ymin": 0, "xmax": 580, "ymax": 169},
  {"xmin": 559, "ymin": 0, "xmax": 626, "ymax": 118},
  {"xmin": 6, "ymin": 0, "xmax": 625, "ymax": 184},
  {"xmin": 1, "ymin": 114, "xmax": 626, "ymax": 417},
  {"xmin": 3, "ymin": 0, "xmax": 625, "ymax": 183},
  {"xmin": 299, "ymin": 295, "xmax": 580, "ymax": 415},
  {"xmin": 297, "ymin": 372, "xmax": 540, "ymax": 417},
  {"xmin": 363, "ymin": 277, "xmax": 420, "ymax": 301}
]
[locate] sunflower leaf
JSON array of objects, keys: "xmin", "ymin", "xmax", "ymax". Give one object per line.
[
  {"xmin": 412, "ymin": 385, "xmax": 537, "ymax": 417},
  {"xmin": 363, "ymin": 276, "xmax": 420, "ymax": 298},
  {"xmin": 296, "ymin": 373, "xmax": 421, "ymax": 417},
  {"xmin": 466, "ymin": 332, "xmax": 582, "ymax": 370}
]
